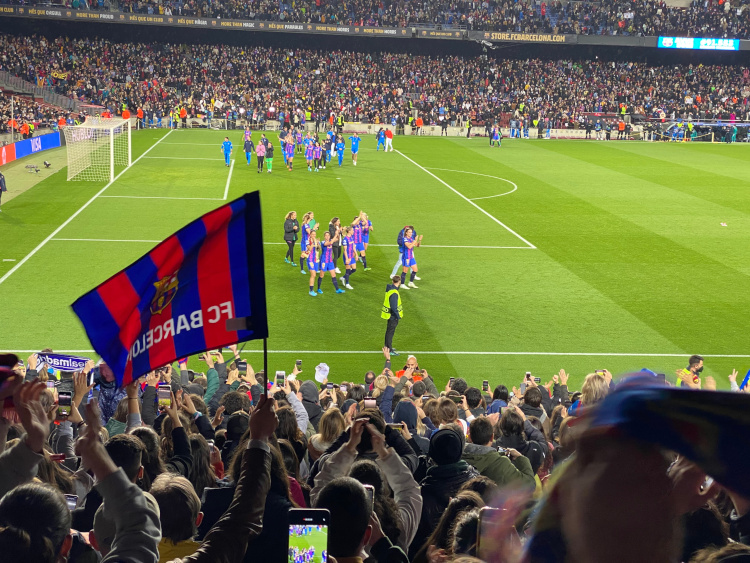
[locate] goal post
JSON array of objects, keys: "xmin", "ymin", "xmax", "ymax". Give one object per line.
[{"xmin": 62, "ymin": 117, "xmax": 131, "ymax": 182}]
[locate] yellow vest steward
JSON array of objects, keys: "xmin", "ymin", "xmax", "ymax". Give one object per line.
[{"xmin": 381, "ymin": 289, "xmax": 403, "ymax": 320}]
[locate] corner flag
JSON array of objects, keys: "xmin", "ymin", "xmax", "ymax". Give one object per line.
[{"xmin": 72, "ymin": 192, "xmax": 267, "ymax": 386}]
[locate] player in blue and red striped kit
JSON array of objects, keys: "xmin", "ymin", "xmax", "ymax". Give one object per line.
[
  {"xmin": 304, "ymin": 231, "xmax": 320, "ymax": 296},
  {"xmin": 305, "ymin": 141, "xmax": 315, "ymax": 171},
  {"xmin": 342, "ymin": 226, "xmax": 357, "ymax": 289},
  {"xmin": 285, "ymin": 140, "xmax": 295, "ymax": 171},
  {"xmin": 351, "ymin": 212, "xmax": 370, "ymax": 271},
  {"xmin": 318, "ymin": 229, "xmax": 345, "ymax": 294},
  {"xmin": 313, "ymin": 142, "xmax": 323, "ymax": 172},
  {"xmin": 400, "ymin": 227, "xmax": 422, "ymax": 289}
]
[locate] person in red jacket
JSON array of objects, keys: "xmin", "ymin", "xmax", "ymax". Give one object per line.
[{"xmin": 385, "ymin": 128, "xmax": 394, "ymax": 152}]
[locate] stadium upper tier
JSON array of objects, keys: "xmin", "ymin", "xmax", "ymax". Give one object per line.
[
  {"xmin": 1, "ymin": 32, "xmax": 749, "ymax": 134},
  {"xmin": 2, "ymin": 0, "xmax": 750, "ymax": 39}
]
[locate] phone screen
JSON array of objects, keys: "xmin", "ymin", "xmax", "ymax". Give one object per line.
[
  {"xmin": 363, "ymin": 484, "xmax": 375, "ymax": 509},
  {"xmin": 289, "ymin": 509, "xmax": 329, "ymax": 563},
  {"xmin": 46, "ymin": 381, "xmax": 56, "ymax": 390},
  {"xmin": 340, "ymin": 384, "xmax": 348, "ymax": 393},
  {"xmin": 276, "ymin": 371, "xmax": 286, "ymax": 387},
  {"xmin": 326, "ymin": 383, "xmax": 333, "ymax": 395},
  {"xmin": 57, "ymin": 392, "xmax": 72, "ymax": 416},
  {"xmin": 482, "ymin": 380, "xmax": 489, "ymax": 391},
  {"xmin": 157, "ymin": 384, "xmax": 171, "ymax": 407},
  {"xmin": 363, "ymin": 398, "xmax": 376, "ymax": 409},
  {"xmin": 656, "ymin": 373, "xmax": 666, "ymax": 384},
  {"xmin": 64, "ymin": 494, "xmax": 78, "ymax": 511},
  {"xmin": 477, "ymin": 507, "xmax": 517, "ymax": 563}
]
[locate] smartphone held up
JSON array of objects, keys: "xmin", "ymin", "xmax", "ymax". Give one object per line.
[{"xmin": 288, "ymin": 508, "xmax": 329, "ymax": 563}]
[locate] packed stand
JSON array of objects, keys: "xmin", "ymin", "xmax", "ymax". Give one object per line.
[
  {"xmin": 1, "ymin": 33, "xmax": 750, "ymax": 136},
  {"xmin": 0, "ymin": 348, "xmax": 749, "ymax": 563},
  {"xmin": 6, "ymin": 0, "xmax": 750, "ymax": 38},
  {"xmin": 0, "ymin": 92, "xmax": 60, "ymax": 138}
]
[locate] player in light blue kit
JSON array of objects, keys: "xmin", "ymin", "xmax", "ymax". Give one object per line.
[
  {"xmin": 221, "ymin": 137, "xmax": 232, "ymax": 166},
  {"xmin": 348, "ymin": 133, "xmax": 361, "ymax": 166},
  {"xmin": 335, "ymin": 137, "xmax": 345, "ymax": 167},
  {"xmin": 376, "ymin": 128, "xmax": 386, "ymax": 151}
]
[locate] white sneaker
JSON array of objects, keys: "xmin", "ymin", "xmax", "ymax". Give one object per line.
[
  {"xmin": 407, "ymin": 282, "xmax": 418, "ymax": 289},
  {"xmin": 335, "ymin": 268, "xmax": 341, "ymax": 274},
  {"xmin": 345, "ymin": 283, "xmax": 354, "ymax": 289},
  {"xmin": 413, "ymin": 275, "xmax": 421, "ymax": 281},
  {"xmin": 400, "ymin": 283, "xmax": 410, "ymax": 290}
]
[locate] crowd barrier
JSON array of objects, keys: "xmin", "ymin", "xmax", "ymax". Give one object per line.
[{"xmin": 0, "ymin": 132, "xmax": 61, "ymax": 167}]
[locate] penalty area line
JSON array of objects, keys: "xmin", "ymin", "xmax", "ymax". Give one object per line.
[
  {"xmin": 396, "ymin": 150, "xmax": 536, "ymax": 249},
  {"xmin": 0, "ymin": 130, "xmax": 174, "ymax": 287}
]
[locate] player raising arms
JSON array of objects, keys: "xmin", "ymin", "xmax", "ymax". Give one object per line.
[
  {"xmin": 341, "ymin": 226, "xmax": 357, "ymax": 289},
  {"xmin": 299, "ymin": 211, "xmax": 318, "ymax": 275},
  {"xmin": 400, "ymin": 227, "xmax": 422, "ymax": 289},
  {"xmin": 362, "ymin": 212, "xmax": 374, "ymax": 253},
  {"xmin": 318, "ymin": 229, "xmax": 346, "ymax": 294},
  {"xmin": 348, "ymin": 132, "xmax": 361, "ymax": 166},
  {"xmin": 351, "ymin": 212, "xmax": 371, "ymax": 271},
  {"xmin": 304, "ymin": 231, "xmax": 321, "ymax": 297},
  {"xmin": 285, "ymin": 137, "xmax": 295, "ymax": 171}
]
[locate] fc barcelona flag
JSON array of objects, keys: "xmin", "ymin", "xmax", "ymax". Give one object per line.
[{"xmin": 72, "ymin": 192, "xmax": 267, "ymax": 387}]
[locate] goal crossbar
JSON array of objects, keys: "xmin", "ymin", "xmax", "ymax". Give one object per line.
[{"xmin": 63, "ymin": 118, "xmax": 132, "ymax": 182}]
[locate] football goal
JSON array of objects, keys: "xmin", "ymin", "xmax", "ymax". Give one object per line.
[{"xmin": 62, "ymin": 117, "xmax": 131, "ymax": 181}]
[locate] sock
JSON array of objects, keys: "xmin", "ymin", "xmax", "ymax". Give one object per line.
[
  {"xmin": 362, "ymin": 256, "xmax": 367, "ymax": 268},
  {"xmin": 332, "ymin": 278, "xmax": 340, "ymax": 290},
  {"xmin": 290, "ymin": 248, "xmax": 294, "ymax": 262},
  {"xmin": 310, "ymin": 285, "xmax": 314, "ymax": 292},
  {"xmin": 401, "ymin": 272, "xmax": 406, "ymax": 285},
  {"xmin": 317, "ymin": 277, "xmax": 322, "ymax": 290},
  {"xmin": 344, "ymin": 271, "xmax": 350, "ymax": 284},
  {"xmin": 300, "ymin": 260, "xmax": 305, "ymax": 272},
  {"xmin": 348, "ymin": 268, "xmax": 355, "ymax": 279},
  {"xmin": 410, "ymin": 271, "xmax": 416, "ymax": 282}
]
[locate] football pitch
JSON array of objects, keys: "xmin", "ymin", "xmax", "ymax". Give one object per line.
[
  {"xmin": 1, "ymin": 128, "xmax": 750, "ymax": 390},
  {"xmin": 288, "ymin": 528, "xmax": 328, "ymax": 563}
]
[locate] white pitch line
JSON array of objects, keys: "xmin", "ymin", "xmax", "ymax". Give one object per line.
[
  {"xmin": 50, "ymin": 239, "xmax": 531, "ymax": 250},
  {"xmin": 396, "ymin": 150, "xmax": 536, "ymax": 249},
  {"xmin": 2, "ymin": 349, "xmax": 749, "ymax": 358},
  {"xmin": 0, "ymin": 130, "xmax": 173, "ymax": 287},
  {"xmin": 425, "ymin": 168, "xmax": 519, "ymax": 200},
  {"xmin": 2, "ymin": 259, "xmax": 16, "ymax": 262},
  {"xmin": 52, "ymin": 238, "xmax": 161, "ymax": 243},
  {"xmin": 223, "ymin": 159, "xmax": 234, "ymax": 200},
  {"xmin": 142, "ymin": 156, "xmax": 219, "ymax": 161},
  {"xmin": 100, "ymin": 196, "xmax": 223, "ymax": 201}
]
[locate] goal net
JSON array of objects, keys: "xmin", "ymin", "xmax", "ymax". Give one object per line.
[{"xmin": 63, "ymin": 117, "xmax": 131, "ymax": 181}]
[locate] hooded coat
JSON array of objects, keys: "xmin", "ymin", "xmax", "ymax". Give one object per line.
[{"xmin": 299, "ymin": 380, "xmax": 323, "ymax": 431}]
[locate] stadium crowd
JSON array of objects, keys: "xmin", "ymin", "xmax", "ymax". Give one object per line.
[
  {"xmin": 5, "ymin": 0, "xmax": 750, "ymax": 38},
  {"xmin": 0, "ymin": 92, "xmax": 59, "ymax": 137},
  {"xmin": 1, "ymin": 32, "xmax": 750, "ymax": 137},
  {"xmin": 0, "ymin": 348, "xmax": 748, "ymax": 563}
]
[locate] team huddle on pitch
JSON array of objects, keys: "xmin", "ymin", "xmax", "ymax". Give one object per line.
[{"xmin": 282, "ymin": 212, "xmax": 423, "ymax": 297}]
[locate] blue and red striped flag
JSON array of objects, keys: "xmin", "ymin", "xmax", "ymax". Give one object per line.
[{"xmin": 72, "ymin": 192, "xmax": 267, "ymax": 386}]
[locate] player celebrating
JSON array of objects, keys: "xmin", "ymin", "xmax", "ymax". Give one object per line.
[
  {"xmin": 352, "ymin": 212, "xmax": 371, "ymax": 271},
  {"xmin": 342, "ymin": 226, "xmax": 357, "ymax": 289},
  {"xmin": 400, "ymin": 227, "xmax": 422, "ymax": 289},
  {"xmin": 335, "ymin": 136, "xmax": 345, "ymax": 167},
  {"xmin": 221, "ymin": 136, "xmax": 232, "ymax": 166},
  {"xmin": 319, "ymin": 230, "xmax": 345, "ymax": 294},
  {"xmin": 348, "ymin": 132, "xmax": 361, "ymax": 166},
  {"xmin": 299, "ymin": 211, "xmax": 318, "ymax": 275},
  {"xmin": 305, "ymin": 139, "xmax": 315, "ymax": 171},
  {"xmin": 362, "ymin": 212, "xmax": 374, "ymax": 252}
]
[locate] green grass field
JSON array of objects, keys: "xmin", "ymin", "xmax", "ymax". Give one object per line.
[
  {"xmin": 1, "ymin": 128, "xmax": 749, "ymax": 391},
  {"xmin": 288, "ymin": 527, "xmax": 328, "ymax": 562}
]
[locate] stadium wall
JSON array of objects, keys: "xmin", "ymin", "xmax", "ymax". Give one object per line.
[{"xmin": 0, "ymin": 132, "xmax": 61, "ymax": 167}]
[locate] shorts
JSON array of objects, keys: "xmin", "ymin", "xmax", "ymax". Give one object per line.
[
  {"xmin": 402, "ymin": 257, "xmax": 416, "ymax": 268},
  {"xmin": 355, "ymin": 242, "xmax": 365, "ymax": 252},
  {"xmin": 363, "ymin": 235, "xmax": 370, "ymax": 244},
  {"xmin": 351, "ymin": 149, "xmax": 358, "ymax": 154},
  {"xmin": 301, "ymin": 240, "xmax": 308, "ymax": 252},
  {"xmin": 320, "ymin": 261, "xmax": 336, "ymax": 272},
  {"xmin": 306, "ymin": 260, "xmax": 318, "ymax": 272},
  {"xmin": 345, "ymin": 255, "xmax": 357, "ymax": 266}
]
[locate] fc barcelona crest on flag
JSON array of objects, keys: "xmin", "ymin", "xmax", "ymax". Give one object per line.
[{"xmin": 72, "ymin": 192, "xmax": 268, "ymax": 387}]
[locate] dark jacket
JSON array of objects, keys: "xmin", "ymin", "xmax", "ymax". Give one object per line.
[
  {"xmin": 266, "ymin": 144, "xmax": 274, "ymax": 158},
  {"xmin": 494, "ymin": 420, "xmax": 549, "ymax": 475},
  {"xmin": 462, "ymin": 443, "xmax": 535, "ymax": 488},
  {"xmin": 284, "ymin": 218, "xmax": 299, "ymax": 242},
  {"xmin": 392, "ymin": 399, "xmax": 429, "ymax": 456},
  {"xmin": 299, "ymin": 380, "xmax": 323, "ymax": 431},
  {"xmin": 410, "ymin": 461, "xmax": 480, "ymax": 557},
  {"xmin": 520, "ymin": 403, "xmax": 545, "ymax": 421},
  {"xmin": 328, "ymin": 222, "xmax": 342, "ymax": 247}
]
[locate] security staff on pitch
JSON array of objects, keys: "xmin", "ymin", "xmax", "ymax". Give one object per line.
[{"xmin": 382, "ymin": 275, "xmax": 403, "ymax": 356}]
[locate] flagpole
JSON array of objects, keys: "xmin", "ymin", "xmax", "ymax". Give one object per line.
[{"xmin": 263, "ymin": 338, "xmax": 268, "ymax": 396}]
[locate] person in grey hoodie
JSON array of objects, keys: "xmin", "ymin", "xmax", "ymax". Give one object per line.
[{"xmin": 299, "ymin": 379, "xmax": 323, "ymax": 431}]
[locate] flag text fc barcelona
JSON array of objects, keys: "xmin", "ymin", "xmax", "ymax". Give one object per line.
[{"xmin": 72, "ymin": 192, "xmax": 268, "ymax": 386}]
